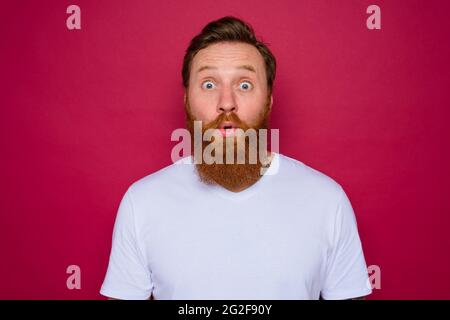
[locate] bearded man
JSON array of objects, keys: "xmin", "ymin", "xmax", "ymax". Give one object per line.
[{"xmin": 100, "ymin": 16, "xmax": 372, "ymax": 300}]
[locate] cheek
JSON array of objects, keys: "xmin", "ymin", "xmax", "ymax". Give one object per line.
[
  {"xmin": 187, "ymin": 93, "xmax": 217, "ymax": 121},
  {"xmin": 239, "ymin": 96, "xmax": 267, "ymax": 120}
]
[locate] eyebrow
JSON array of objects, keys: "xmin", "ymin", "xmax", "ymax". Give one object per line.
[{"xmin": 196, "ymin": 65, "xmax": 256, "ymax": 73}]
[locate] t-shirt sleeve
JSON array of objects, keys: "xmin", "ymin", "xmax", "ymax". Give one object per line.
[
  {"xmin": 320, "ymin": 186, "xmax": 372, "ymax": 300},
  {"xmin": 100, "ymin": 188, "xmax": 154, "ymax": 300}
]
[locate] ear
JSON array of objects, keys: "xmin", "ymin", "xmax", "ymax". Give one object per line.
[
  {"xmin": 183, "ymin": 92, "xmax": 188, "ymax": 106},
  {"xmin": 268, "ymin": 94, "xmax": 273, "ymax": 111}
]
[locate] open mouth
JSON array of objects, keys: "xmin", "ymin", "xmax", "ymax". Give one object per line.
[
  {"xmin": 218, "ymin": 122, "xmax": 239, "ymax": 136},
  {"xmin": 219, "ymin": 121, "xmax": 238, "ymax": 129}
]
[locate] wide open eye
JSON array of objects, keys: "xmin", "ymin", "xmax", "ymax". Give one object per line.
[
  {"xmin": 239, "ymin": 81, "xmax": 253, "ymax": 91},
  {"xmin": 201, "ymin": 80, "xmax": 216, "ymax": 90}
]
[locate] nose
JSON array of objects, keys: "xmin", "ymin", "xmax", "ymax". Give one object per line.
[{"xmin": 217, "ymin": 86, "xmax": 238, "ymax": 114}]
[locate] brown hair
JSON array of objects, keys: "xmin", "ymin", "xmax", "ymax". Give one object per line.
[{"xmin": 182, "ymin": 16, "xmax": 277, "ymax": 95}]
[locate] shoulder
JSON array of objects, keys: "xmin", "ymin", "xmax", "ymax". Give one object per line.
[
  {"xmin": 123, "ymin": 157, "xmax": 196, "ymax": 208},
  {"xmin": 276, "ymin": 153, "xmax": 344, "ymax": 201}
]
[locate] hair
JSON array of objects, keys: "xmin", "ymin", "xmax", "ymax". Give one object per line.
[{"xmin": 182, "ymin": 16, "xmax": 277, "ymax": 95}]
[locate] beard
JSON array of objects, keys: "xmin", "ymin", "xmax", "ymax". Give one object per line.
[{"xmin": 185, "ymin": 95, "xmax": 272, "ymax": 192}]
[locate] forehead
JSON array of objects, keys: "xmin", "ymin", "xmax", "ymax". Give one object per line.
[{"xmin": 191, "ymin": 42, "xmax": 266, "ymax": 77}]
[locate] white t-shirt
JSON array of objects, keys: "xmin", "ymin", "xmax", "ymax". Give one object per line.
[{"xmin": 100, "ymin": 153, "xmax": 372, "ymax": 300}]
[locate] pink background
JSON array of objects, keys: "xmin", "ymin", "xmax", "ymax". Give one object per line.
[{"xmin": 1, "ymin": 0, "xmax": 449, "ymax": 299}]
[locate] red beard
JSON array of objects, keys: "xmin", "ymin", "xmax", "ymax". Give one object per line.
[{"xmin": 185, "ymin": 96, "xmax": 272, "ymax": 192}]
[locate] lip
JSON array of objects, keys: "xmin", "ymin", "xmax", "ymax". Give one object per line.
[
  {"xmin": 219, "ymin": 127, "xmax": 238, "ymax": 137},
  {"xmin": 218, "ymin": 121, "xmax": 238, "ymax": 130},
  {"xmin": 217, "ymin": 121, "xmax": 239, "ymax": 137}
]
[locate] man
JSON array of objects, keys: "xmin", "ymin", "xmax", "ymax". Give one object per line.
[{"xmin": 100, "ymin": 16, "xmax": 372, "ymax": 300}]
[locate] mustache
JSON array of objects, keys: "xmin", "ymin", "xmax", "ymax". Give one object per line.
[
  {"xmin": 184, "ymin": 97, "xmax": 271, "ymax": 134},
  {"xmin": 202, "ymin": 112, "xmax": 250, "ymax": 132}
]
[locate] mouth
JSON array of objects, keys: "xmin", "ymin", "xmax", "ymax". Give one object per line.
[{"xmin": 218, "ymin": 121, "xmax": 239, "ymax": 137}]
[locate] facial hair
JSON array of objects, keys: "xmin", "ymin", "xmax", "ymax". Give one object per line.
[{"xmin": 185, "ymin": 95, "xmax": 272, "ymax": 192}]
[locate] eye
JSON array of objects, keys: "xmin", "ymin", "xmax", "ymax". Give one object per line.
[
  {"xmin": 201, "ymin": 80, "xmax": 216, "ymax": 90},
  {"xmin": 239, "ymin": 81, "xmax": 253, "ymax": 91}
]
